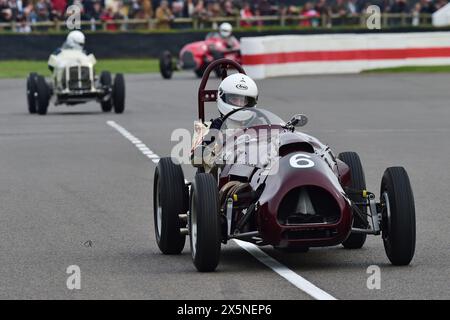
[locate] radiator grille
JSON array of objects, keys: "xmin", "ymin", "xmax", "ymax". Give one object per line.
[{"xmin": 67, "ymin": 66, "xmax": 91, "ymax": 90}]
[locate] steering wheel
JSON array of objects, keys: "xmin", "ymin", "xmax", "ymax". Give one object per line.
[{"xmin": 218, "ymin": 108, "xmax": 272, "ymax": 130}]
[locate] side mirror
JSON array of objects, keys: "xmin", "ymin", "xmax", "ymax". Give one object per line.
[{"xmin": 287, "ymin": 114, "xmax": 308, "ymax": 128}]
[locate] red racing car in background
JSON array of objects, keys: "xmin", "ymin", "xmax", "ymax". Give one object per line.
[{"xmin": 159, "ymin": 31, "xmax": 241, "ymax": 79}]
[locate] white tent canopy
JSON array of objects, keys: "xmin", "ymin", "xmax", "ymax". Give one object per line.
[{"xmin": 433, "ymin": 3, "xmax": 450, "ymax": 27}]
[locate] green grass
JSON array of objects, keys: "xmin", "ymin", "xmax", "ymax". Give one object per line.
[
  {"xmin": 364, "ymin": 65, "xmax": 450, "ymax": 73},
  {"xmin": 0, "ymin": 59, "xmax": 159, "ymax": 78},
  {"xmin": 4, "ymin": 59, "xmax": 450, "ymax": 78}
]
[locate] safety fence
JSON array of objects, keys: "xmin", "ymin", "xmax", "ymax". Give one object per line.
[
  {"xmin": 0, "ymin": 13, "xmax": 434, "ymax": 33},
  {"xmin": 241, "ymin": 31, "xmax": 450, "ymax": 79}
]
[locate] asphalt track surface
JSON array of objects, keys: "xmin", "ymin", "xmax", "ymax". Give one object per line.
[{"xmin": 0, "ymin": 72, "xmax": 449, "ymax": 300}]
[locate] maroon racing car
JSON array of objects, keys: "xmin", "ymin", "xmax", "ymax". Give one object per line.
[
  {"xmin": 153, "ymin": 59, "xmax": 416, "ymax": 272},
  {"xmin": 159, "ymin": 32, "xmax": 241, "ymax": 79}
]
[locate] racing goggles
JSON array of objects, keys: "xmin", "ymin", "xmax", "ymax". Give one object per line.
[{"xmin": 220, "ymin": 93, "xmax": 257, "ymax": 108}]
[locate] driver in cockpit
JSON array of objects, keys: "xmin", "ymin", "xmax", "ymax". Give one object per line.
[
  {"xmin": 210, "ymin": 72, "xmax": 259, "ymax": 130},
  {"xmin": 193, "ymin": 73, "xmax": 258, "ymax": 168},
  {"xmin": 49, "ymin": 30, "xmax": 86, "ymax": 71}
]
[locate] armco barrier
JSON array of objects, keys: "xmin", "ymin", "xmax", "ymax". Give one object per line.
[
  {"xmin": 2, "ymin": 28, "xmax": 450, "ymax": 60},
  {"xmin": 241, "ymin": 32, "xmax": 450, "ymax": 79}
]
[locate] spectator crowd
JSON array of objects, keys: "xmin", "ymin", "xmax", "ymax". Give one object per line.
[{"xmin": 1, "ymin": 0, "xmax": 449, "ymax": 32}]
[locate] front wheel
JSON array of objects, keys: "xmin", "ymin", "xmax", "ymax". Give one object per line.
[
  {"xmin": 27, "ymin": 72, "xmax": 38, "ymax": 114},
  {"xmin": 112, "ymin": 73, "xmax": 125, "ymax": 114},
  {"xmin": 380, "ymin": 167, "xmax": 416, "ymax": 266},
  {"xmin": 210, "ymin": 50, "xmax": 225, "ymax": 78},
  {"xmin": 99, "ymin": 71, "xmax": 112, "ymax": 112},
  {"xmin": 159, "ymin": 51, "xmax": 173, "ymax": 79},
  {"xmin": 190, "ymin": 173, "xmax": 221, "ymax": 272},
  {"xmin": 153, "ymin": 158, "xmax": 187, "ymax": 254},
  {"xmin": 194, "ymin": 65, "xmax": 207, "ymax": 78},
  {"xmin": 36, "ymin": 75, "xmax": 50, "ymax": 115}
]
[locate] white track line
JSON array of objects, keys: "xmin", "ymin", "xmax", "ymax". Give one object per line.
[
  {"xmin": 107, "ymin": 120, "xmax": 337, "ymax": 301},
  {"xmin": 107, "ymin": 121, "xmax": 160, "ymax": 164},
  {"xmin": 234, "ymin": 240, "xmax": 336, "ymax": 300}
]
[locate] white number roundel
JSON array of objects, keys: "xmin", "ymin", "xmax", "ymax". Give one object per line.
[{"xmin": 289, "ymin": 153, "xmax": 315, "ymax": 168}]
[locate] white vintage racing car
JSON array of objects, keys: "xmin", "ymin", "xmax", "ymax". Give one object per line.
[{"xmin": 26, "ymin": 49, "xmax": 125, "ymax": 115}]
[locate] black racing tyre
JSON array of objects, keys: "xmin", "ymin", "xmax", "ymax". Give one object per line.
[
  {"xmin": 194, "ymin": 65, "xmax": 206, "ymax": 78},
  {"xmin": 112, "ymin": 73, "xmax": 125, "ymax": 114},
  {"xmin": 196, "ymin": 167, "xmax": 221, "ymax": 183},
  {"xmin": 214, "ymin": 66, "xmax": 223, "ymax": 79},
  {"xmin": 189, "ymin": 173, "xmax": 221, "ymax": 272},
  {"xmin": 210, "ymin": 50, "xmax": 224, "ymax": 78},
  {"xmin": 27, "ymin": 72, "xmax": 38, "ymax": 114},
  {"xmin": 100, "ymin": 71, "xmax": 112, "ymax": 112},
  {"xmin": 153, "ymin": 158, "xmax": 187, "ymax": 254},
  {"xmin": 36, "ymin": 75, "xmax": 50, "ymax": 115},
  {"xmin": 380, "ymin": 167, "xmax": 416, "ymax": 266},
  {"xmin": 159, "ymin": 51, "xmax": 173, "ymax": 79},
  {"xmin": 339, "ymin": 152, "xmax": 368, "ymax": 249}
]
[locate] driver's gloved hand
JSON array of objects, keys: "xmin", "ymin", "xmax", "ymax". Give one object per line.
[
  {"xmin": 203, "ymin": 117, "xmax": 223, "ymax": 145},
  {"xmin": 210, "ymin": 117, "xmax": 223, "ymax": 130}
]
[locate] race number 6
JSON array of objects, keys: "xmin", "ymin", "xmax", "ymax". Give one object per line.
[{"xmin": 289, "ymin": 153, "xmax": 315, "ymax": 168}]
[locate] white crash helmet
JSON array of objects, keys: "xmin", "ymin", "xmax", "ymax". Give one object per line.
[
  {"xmin": 66, "ymin": 30, "xmax": 85, "ymax": 50},
  {"xmin": 218, "ymin": 73, "xmax": 258, "ymax": 122},
  {"xmin": 219, "ymin": 22, "xmax": 233, "ymax": 38}
]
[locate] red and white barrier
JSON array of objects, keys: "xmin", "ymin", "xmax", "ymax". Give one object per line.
[{"xmin": 241, "ymin": 32, "xmax": 450, "ymax": 79}]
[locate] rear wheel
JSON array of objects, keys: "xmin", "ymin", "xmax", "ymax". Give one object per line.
[
  {"xmin": 194, "ymin": 65, "xmax": 207, "ymax": 78},
  {"xmin": 210, "ymin": 50, "xmax": 224, "ymax": 78},
  {"xmin": 36, "ymin": 75, "xmax": 50, "ymax": 115},
  {"xmin": 112, "ymin": 73, "xmax": 125, "ymax": 114},
  {"xmin": 214, "ymin": 68, "xmax": 223, "ymax": 79},
  {"xmin": 159, "ymin": 51, "xmax": 173, "ymax": 79},
  {"xmin": 339, "ymin": 152, "xmax": 367, "ymax": 249},
  {"xmin": 153, "ymin": 158, "xmax": 187, "ymax": 254},
  {"xmin": 190, "ymin": 173, "xmax": 221, "ymax": 272},
  {"xmin": 27, "ymin": 72, "xmax": 38, "ymax": 114},
  {"xmin": 100, "ymin": 71, "xmax": 112, "ymax": 112},
  {"xmin": 380, "ymin": 167, "xmax": 416, "ymax": 265}
]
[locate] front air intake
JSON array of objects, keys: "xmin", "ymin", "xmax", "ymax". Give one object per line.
[
  {"xmin": 68, "ymin": 66, "xmax": 91, "ymax": 90},
  {"xmin": 277, "ymin": 186, "xmax": 340, "ymax": 225}
]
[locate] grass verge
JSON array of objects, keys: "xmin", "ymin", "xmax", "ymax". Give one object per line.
[
  {"xmin": 0, "ymin": 59, "xmax": 159, "ymax": 78},
  {"xmin": 4, "ymin": 60, "xmax": 450, "ymax": 78},
  {"xmin": 364, "ymin": 65, "xmax": 450, "ymax": 73}
]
